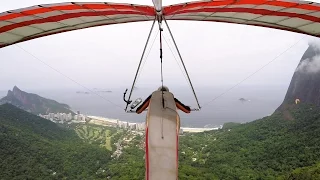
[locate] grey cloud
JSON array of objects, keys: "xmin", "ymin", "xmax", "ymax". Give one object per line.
[
  {"xmin": 296, "ymin": 40, "xmax": 320, "ymax": 74},
  {"xmin": 309, "ymin": 41, "xmax": 320, "ymax": 53},
  {"xmin": 296, "ymin": 55, "xmax": 320, "ymax": 74}
]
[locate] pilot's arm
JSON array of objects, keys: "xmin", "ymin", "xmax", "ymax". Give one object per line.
[
  {"xmin": 174, "ymin": 98, "xmax": 191, "ymax": 113},
  {"xmin": 136, "ymin": 95, "xmax": 152, "ymax": 114}
]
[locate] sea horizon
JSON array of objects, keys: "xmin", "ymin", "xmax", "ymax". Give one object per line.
[{"xmin": 0, "ymin": 85, "xmax": 287, "ymax": 128}]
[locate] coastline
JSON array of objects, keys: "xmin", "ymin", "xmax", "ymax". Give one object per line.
[{"xmin": 87, "ymin": 115, "xmax": 222, "ymax": 133}]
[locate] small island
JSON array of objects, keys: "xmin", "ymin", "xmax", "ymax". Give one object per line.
[{"xmin": 76, "ymin": 90, "xmax": 112, "ymax": 94}]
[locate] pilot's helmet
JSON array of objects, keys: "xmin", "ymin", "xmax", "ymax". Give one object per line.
[{"xmin": 158, "ymin": 86, "xmax": 169, "ymax": 92}]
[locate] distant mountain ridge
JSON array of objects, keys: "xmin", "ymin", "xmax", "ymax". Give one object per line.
[
  {"xmin": 278, "ymin": 43, "xmax": 320, "ymax": 110},
  {"xmin": 0, "ymin": 86, "xmax": 74, "ymax": 115}
]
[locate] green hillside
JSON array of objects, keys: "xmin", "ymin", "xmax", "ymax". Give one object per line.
[
  {"xmin": 2, "ymin": 103, "xmax": 320, "ymax": 179},
  {"xmin": 105, "ymin": 104, "xmax": 320, "ymax": 179},
  {"xmin": 74, "ymin": 125, "xmax": 122, "ymax": 151},
  {"xmin": 178, "ymin": 104, "xmax": 320, "ymax": 179},
  {"xmin": 0, "ymin": 104, "xmax": 111, "ymax": 179}
]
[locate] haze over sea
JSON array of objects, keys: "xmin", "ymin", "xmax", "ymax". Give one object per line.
[{"xmin": 0, "ymin": 85, "xmax": 287, "ymax": 128}]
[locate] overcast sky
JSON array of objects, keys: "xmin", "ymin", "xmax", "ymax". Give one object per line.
[{"xmin": 1, "ymin": 0, "xmax": 319, "ymax": 92}]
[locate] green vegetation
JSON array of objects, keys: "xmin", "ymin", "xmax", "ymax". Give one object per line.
[
  {"xmin": 285, "ymin": 163, "xmax": 320, "ymax": 180},
  {"xmin": 0, "ymin": 104, "xmax": 110, "ymax": 179},
  {"xmin": 75, "ymin": 124, "xmax": 118, "ymax": 151},
  {"xmin": 105, "ymin": 134, "xmax": 112, "ymax": 151},
  {"xmin": 100, "ymin": 104, "xmax": 320, "ymax": 179},
  {"xmin": 177, "ymin": 104, "xmax": 320, "ymax": 179},
  {"xmin": 106, "ymin": 133, "xmax": 145, "ymax": 180},
  {"xmin": 222, "ymin": 122, "xmax": 242, "ymax": 129},
  {"xmin": 2, "ymin": 103, "xmax": 320, "ymax": 179}
]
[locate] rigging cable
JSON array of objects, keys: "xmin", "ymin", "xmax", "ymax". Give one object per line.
[
  {"xmin": 15, "ymin": 44, "xmax": 123, "ymax": 109},
  {"xmin": 202, "ymin": 35, "xmax": 307, "ymax": 107},
  {"xmin": 125, "ymin": 18, "xmax": 156, "ymax": 111},
  {"xmin": 159, "ymin": 21, "xmax": 165, "ymax": 108},
  {"xmin": 163, "ymin": 17, "xmax": 201, "ymax": 110},
  {"xmin": 159, "ymin": 23, "xmax": 164, "ymax": 89}
]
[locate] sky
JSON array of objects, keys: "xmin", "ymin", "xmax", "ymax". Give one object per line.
[{"xmin": 0, "ymin": 0, "xmax": 319, "ymax": 95}]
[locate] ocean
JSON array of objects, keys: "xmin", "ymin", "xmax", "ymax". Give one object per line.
[{"xmin": 0, "ymin": 85, "xmax": 287, "ymax": 128}]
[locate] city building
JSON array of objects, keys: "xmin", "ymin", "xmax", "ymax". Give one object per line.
[{"xmin": 39, "ymin": 112, "xmax": 87, "ymax": 124}]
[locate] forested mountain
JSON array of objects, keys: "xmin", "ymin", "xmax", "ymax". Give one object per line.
[
  {"xmin": 178, "ymin": 104, "xmax": 320, "ymax": 179},
  {"xmin": 106, "ymin": 104, "xmax": 320, "ymax": 179},
  {"xmin": 0, "ymin": 104, "xmax": 110, "ymax": 179},
  {"xmin": 1, "ymin": 103, "xmax": 320, "ymax": 179}
]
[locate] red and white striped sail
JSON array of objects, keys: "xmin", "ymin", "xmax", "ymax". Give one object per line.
[
  {"xmin": 164, "ymin": 0, "xmax": 320, "ymax": 37},
  {"xmin": 0, "ymin": 0, "xmax": 320, "ymax": 48},
  {"xmin": 0, "ymin": 2, "xmax": 155, "ymax": 48}
]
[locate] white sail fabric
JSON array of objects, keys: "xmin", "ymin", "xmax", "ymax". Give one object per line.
[
  {"xmin": 145, "ymin": 90, "xmax": 179, "ymax": 180},
  {"xmin": 152, "ymin": 0, "xmax": 162, "ymax": 12}
]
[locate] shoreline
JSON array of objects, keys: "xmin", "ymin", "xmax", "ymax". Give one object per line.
[{"xmin": 87, "ymin": 115, "xmax": 223, "ymax": 132}]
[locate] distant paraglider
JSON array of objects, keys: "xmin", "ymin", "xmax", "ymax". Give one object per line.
[{"xmin": 295, "ymin": 99, "xmax": 301, "ymax": 105}]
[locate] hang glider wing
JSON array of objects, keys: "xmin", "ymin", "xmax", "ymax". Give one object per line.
[
  {"xmin": 0, "ymin": 2, "xmax": 155, "ymax": 48},
  {"xmin": 0, "ymin": 0, "xmax": 320, "ymax": 48},
  {"xmin": 163, "ymin": 0, "xmax": 320, "ymax": 37}
]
